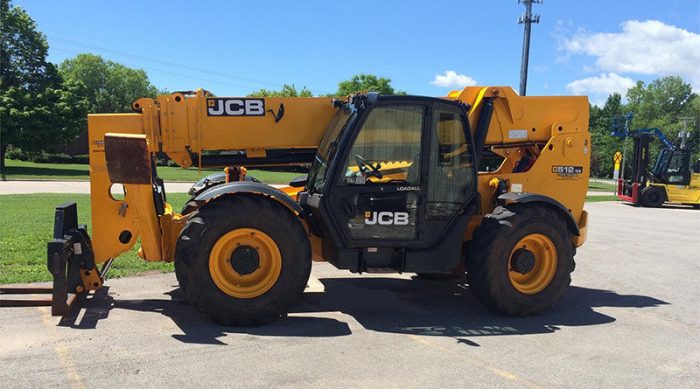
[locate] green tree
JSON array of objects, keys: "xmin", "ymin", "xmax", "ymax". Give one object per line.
[
  {"xmin": 625, "ymin": 76, "xmax": 697, "ymax": 172},
  {"xmin": 334, "ymin": 74, "xmax": 405, "ymax": 96},
  {"xmin": 588, "ymin": 76, "xmax": 698, "ymax": 178},
  {"xmin": 682, "ymin": 95, "xmax": 700, "ymax": 164},
  {"xmin": 0, "ymin": 0, "xmax": 87, "ymax": 170},
  {"xmin": 247, "ymin": 84, "xmax": 312, "ymax": 97},
  {"xmin": 588, "ymin": 93, "xmax": 626, "ymax": 177},
  {"xmin": 58, "ymin": 53, "xmax": 159, "ymax": 114},
  {"xmin": 626, "ymin": 76, "xmax": 695, "ymax": 130}
]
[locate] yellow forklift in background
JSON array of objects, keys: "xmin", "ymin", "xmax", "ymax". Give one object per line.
[{"xmin": 614, "ymin": 113, "xmax": 700, "ymax": 208}]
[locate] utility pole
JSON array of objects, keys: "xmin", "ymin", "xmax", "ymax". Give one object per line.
[
  {"xmin": 518, "ymin": 0, "xmax": 541, "ymax": 96},
  {"xmin": 620, "ymin": 113, "xmax": 632, "ymax": 183},
  {"xmin": 678, "ymin": 116, "xmax": 695, "ymax": 150}
]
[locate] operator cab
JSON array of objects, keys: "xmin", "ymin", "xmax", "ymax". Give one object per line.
[
  {"xmin": 651, "ymin": 148, "xmax": 692, "ymax": 186},
  {"xmin": 301, "ymin": 93, "xmax": 478, "ymax": 273}
]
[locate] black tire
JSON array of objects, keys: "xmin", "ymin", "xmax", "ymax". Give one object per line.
[
  {"xmin": 640, "ymin": 186, "xmax": 665, "ymax": 207},
  {"xmin": 174, "ymin": 196, "xmax": 311, "ymax": 326},
  {"xmin": 467, "ymin": 205, "xmax": 575, "ymax": 316}
]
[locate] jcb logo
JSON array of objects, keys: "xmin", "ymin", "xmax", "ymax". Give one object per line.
[
  {"xmin": 207, "ymin": 98, "xmax": 265, "ymax": 116},
  {"xmin": 364, "ymin": 211, "xmax": 409, "ymax": 226}
]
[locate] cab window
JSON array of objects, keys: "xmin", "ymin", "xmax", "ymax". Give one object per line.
[
  {"xmin": 342, "ymin": 104, "xmax": 424, "ymax": 185},
  {"xmin": 666, "ymin": 151, "xmax": 689, "ymax": 184},
  {"xmin": 426, "ymin": 108, "xmax": 474, "ymax": 219}
]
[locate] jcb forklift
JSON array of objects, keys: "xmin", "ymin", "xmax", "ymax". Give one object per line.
[
  {"xmin": 614, "ymin": 115, "xmax": 700, "ymax": 207},
  {"xmin": 1, "ymin": 86, "xmax": 591, "ymax": 326}
]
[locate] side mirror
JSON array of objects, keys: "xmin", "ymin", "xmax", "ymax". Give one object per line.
[{"xmin": 289, "ymin": 175, "xmax": 308, "ymax": 188}]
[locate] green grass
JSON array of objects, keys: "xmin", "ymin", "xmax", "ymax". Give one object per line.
[
  {"xmin": 0, "ymin": 193, "xmax": 192, "ymax": 284},
  {"xmin": 588, "ymin": 180, "xmax": 617, "ymax": 192},
  {"xmin": 585, "ymin": 195, "xmax": 620, "ymax": 202},
  {"xmin": 1, "ymin": 159, "xmax": 301, "ymax": 184}
]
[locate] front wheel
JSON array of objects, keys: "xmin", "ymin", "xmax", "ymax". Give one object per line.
[
  {"xmin": 174, "ymin": 196, "xmax": 311, "ymax": 326},
  {"xmin": 467, "ymin": 205, "xmax": 575, "ymax": 316},
  {"xmin": 640, "ymin": 186, "xmax": 665, "ymax": 208}
]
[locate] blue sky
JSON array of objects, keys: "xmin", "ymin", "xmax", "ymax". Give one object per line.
[{"xmin": 15, "ymin": 0, "xmax": 700, "ymax": 104}]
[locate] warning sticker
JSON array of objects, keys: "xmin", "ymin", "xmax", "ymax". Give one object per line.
[{"xmin": 509, "ymin": 129, "xmax": 528, "ymax": 140}]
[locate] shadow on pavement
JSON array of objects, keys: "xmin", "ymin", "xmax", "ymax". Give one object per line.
[
  {"xmin": 58, "ymin": 287, "xmax": 113, "ymax": 329},
  {"xmin": 621, "ymin": 202, "xmax": 698, "ymax": 211},
  {"xmin": 57, "ymin": 277, "xmax": 668, "ymax": 346},
  {"xmin": 297, "ymin": 278, "xmax": 668, "ymax": 345}
]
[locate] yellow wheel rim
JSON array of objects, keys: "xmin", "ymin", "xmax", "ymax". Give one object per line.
[
  {"xmin": 209, "ymin": 228, "xmax": 281, "ymax": 299},
  {"xmin": 508, "ymin": 233, "xmax": 557, "ymax": 295}
]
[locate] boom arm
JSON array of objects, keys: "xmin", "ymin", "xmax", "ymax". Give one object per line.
[
  {"xmin": 611, "ymin": 112, "xmax": 674, "ymax": 150},
  {"xmin": 614, "ymin": 127, "xmax": 675, "ymax": 150},
  {"xmin": 130, "ymin": 89, "xmax": 338, "ymax": 168}
]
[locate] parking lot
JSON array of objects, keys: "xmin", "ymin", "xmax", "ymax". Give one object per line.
[{"xmin": 1, "ymin": 201, "xmax": 698, "ymax": 388}]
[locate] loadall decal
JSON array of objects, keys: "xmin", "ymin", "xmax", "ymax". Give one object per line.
[
  {"xmin": 207, "ymin": 98, "xmax": 265, "ymax": 116},
  {"xmin": 364, "ymin": 211, "xmax": 410, "ymax": 226}
]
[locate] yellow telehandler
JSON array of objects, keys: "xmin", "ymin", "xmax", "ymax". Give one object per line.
[{"xmin": 3, "ymin": 86, "xmax": 590, "ymax": 326}]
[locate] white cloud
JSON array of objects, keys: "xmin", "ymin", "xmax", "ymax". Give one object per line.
[
  {"xmin": 564, "ymin": 20, "xmax": 700, "ymax": 88},
  {"xmin": 566, "ymin": 73, "xmax": 636, "ymax": 106},
  {"xmin": 431, "ymin": 71, "xmax": 477, "ymax": 88},
  {"xmin": 566, "ymin": 72, "xmax": 636, "ymax": 96}
]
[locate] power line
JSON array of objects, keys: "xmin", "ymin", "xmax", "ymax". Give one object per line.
[
  {"xmin": 48, "ymin": 36, "xmax": 286, "ymax": 89},
  {"xmin": 50, "ymin": 47, "xmax": 268, "ymax": 92}
]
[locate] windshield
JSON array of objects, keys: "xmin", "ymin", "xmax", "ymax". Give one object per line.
[
  {"xmin": 666, "ymin": 151, "xmax": 687, "ymax": 174},
  {"xmin": 307, "ymin": 108, "xmax": 355, "ymax": 193},
  {"xmin": 652, "ymin": 149, "xmax": 672, "ymax": 177}
]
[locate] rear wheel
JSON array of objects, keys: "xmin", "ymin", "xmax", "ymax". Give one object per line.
[
  {"xmin": 175, "ymin": 196, "xmax": 311, "ymax": 326},
  {"xmin": 467, "ymin": 205, "xmax": 575, "ymax": 316},
  {"xmin": 640, "ymin": 186, "xmax": 665, "ymax": 207}
]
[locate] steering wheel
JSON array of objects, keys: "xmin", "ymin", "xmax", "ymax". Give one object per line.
[{"xmin": 354, "ymin": 154, "xmax": 383, "ymax": 179}]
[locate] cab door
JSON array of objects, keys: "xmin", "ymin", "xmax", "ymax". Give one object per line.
[
  {"xmin": 322, "ymin": 100, "xmax": 476, "ymax": 251},
  {"xmin": 327, "ymin": 102, "xmax": 426, "ymax": 245}
]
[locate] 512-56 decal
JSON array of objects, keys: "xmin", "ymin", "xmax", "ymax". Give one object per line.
[{"xmin": 552, "ymin": 165, "xmax": 583, "ymax": 177}]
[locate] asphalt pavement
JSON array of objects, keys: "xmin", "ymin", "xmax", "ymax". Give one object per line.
[{"xmin": 1, "ymin": 202, "xmax": 698, "ymax": 388}]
